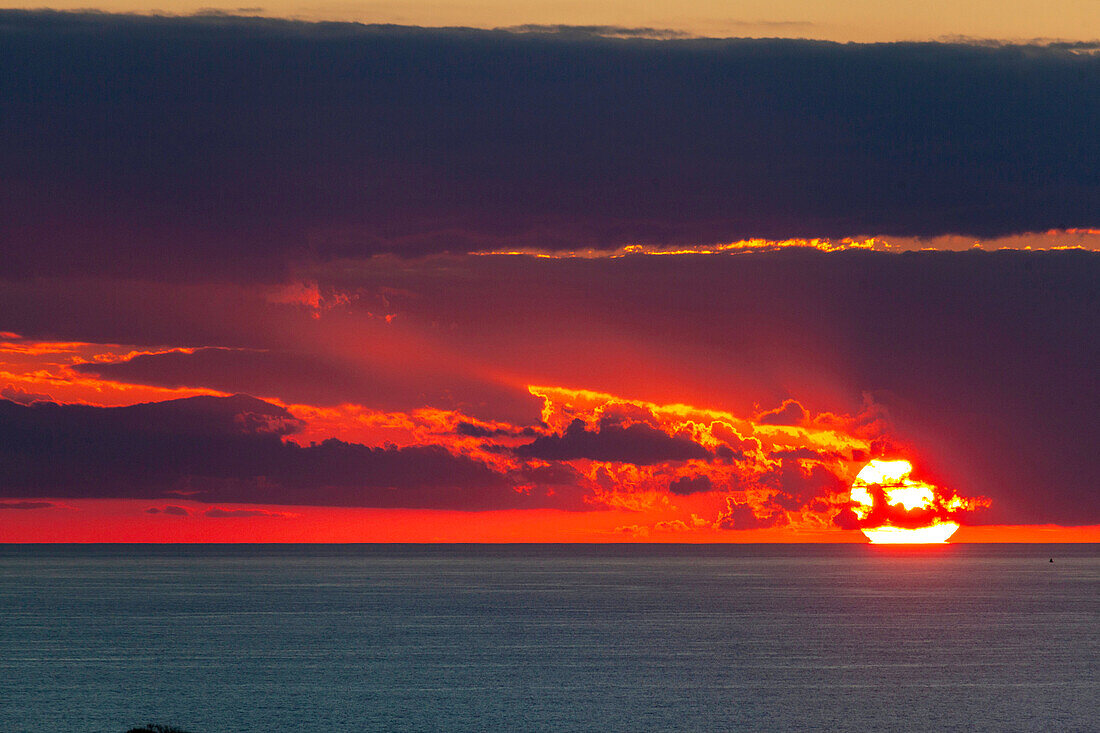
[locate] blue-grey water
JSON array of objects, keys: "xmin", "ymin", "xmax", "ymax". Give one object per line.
[{"xmin": 0, "ymin": 544, "xmax": 1096, "ymax": 732}]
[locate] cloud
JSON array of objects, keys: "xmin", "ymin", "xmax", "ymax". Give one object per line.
[
  {"xmin": 455, "ymin": 421, "xmax": 539, "ymax": 438},
  {"xmin": 338, "ymin": 249, "xmax": 1095, "ymax": 525},
  {"xmin": 0, "ymin": 248, "xmax": 1095, "ymax": 526},
  {"xmin": 70, "ymin": 345, "xmax": 540, "ymax": 422},
  {"xmin": 497, "ymin": 25, "xmax": 693, "ymax": 40},
  {"xmin": 716, "ymin": 498, "xmax": 789, "ymax": 530},
  {"xmin": 757, "ymin": 400, "xmax": 809, "ymax": 426},
  {"xmin": 0, "ymin": 500, "xmax": 57, "ymax": 510},
  {"xmin": 668, "ymin": 475, "xmax": 714, "ymax": 495},
  {"xmin": 146, "ymin": 505, "xmax": 190, "ymax": 516},
  {"xmin": 832, "ymin": 508, "xmax": 862, "ymax": 530},
  {"xmin": 204, "ymin": 507, "xmax": 288, "ymax": 518},
  {"xmin": 516, "ymin": 418, "xmax": 710, "ymax": 464},
  {"xmin": 0, "ymin": 394, "xmax": 577, "ymax": 510},
  {"xmin": 771, "ymin": 447, "xmax": 834, "ymax": 461},
  {"xmin": 654, "ymin": 515, "xmax": 710, "ymax": 532},
  {"xmin": 761, "ymin": 460, "xmax": 848, "ymax": 505},
  {"xmin": 1, "ymin": 11, "xmax": 1097, "ymax": 279},
  {"xmin": 455, "ymin": 422, "xmax": 496, "ymax": 438},
  {"xmin": 0, "ymin": 385, "xmax": 52, "ymax": 405},
  {"xmin": 838, "ymin": 470, "xmax": 988, "ymax": 531}
]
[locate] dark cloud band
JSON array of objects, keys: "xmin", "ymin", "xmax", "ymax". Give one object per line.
[
  {"xmin": 0, "ymin": 395, "xmax": 571, "ymax": 510},
  {"xmin": 1, "ymin": 11, "xmax": 1098, "ymax": 279}
]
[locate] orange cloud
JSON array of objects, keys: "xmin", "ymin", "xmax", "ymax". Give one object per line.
[
  {"xmin": 0, "ymin": 356, "xmax": 993, "ymax": 539},
  {"xmin": 470, "ymin": 230, "xmax": 1100, "ymax": 259},
  {"xmin": 0, "ymin": 335, "xmax": 228, "ymax": 407}
]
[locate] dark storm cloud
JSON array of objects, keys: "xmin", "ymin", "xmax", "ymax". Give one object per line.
[
  {"xmin": 0, "ymin": 395, "xmax": 574, "ymax": 509},
  {"xmin": 516, "ymin": 418, "xmax": 711, "ymax": 464},
  {"xmin": 1, "ymin": 11, "xmax": 1098, "ymax": 278}
]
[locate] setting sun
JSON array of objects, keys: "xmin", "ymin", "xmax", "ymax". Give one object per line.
[{"xmin": 850, "ymin": 459, "xmax": 961, "ymax": 544}]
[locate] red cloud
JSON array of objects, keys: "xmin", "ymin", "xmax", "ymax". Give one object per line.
[{"xmin": 756, "ymin": 399, "xmax": 809, "ymax": 426}]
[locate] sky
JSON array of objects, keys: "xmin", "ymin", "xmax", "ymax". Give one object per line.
[
  {"xmin": 0, "ymin": 9, "xmax": 1097, "ymax": 542},
  {"xmin": 3, "ymin": 1, "xmax": 1100, "ymax": 43}
]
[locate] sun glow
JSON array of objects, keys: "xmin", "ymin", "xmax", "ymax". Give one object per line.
[{"xmin": 850, "ymin": 459, "xmax": 960, "ymax": 544}]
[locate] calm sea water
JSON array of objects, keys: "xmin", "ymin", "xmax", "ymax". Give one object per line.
[{"xmin": 0, "ymin": 544, "xmax": 1096, "ymax": 732}]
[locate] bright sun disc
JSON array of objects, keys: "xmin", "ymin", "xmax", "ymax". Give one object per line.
[{"xmin": 850, "ymin": 459, "xmax": 959, "ymax": 544}]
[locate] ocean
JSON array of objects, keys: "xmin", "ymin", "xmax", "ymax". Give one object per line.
[{"xmin": 1, "ymin": 544, "xmax": 1096, "ymax": 732}]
